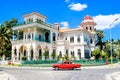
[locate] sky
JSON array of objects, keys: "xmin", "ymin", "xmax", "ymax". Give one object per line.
[{"xmin": 0, "ymin": 0, "xmax": 120, "ymax": 40}]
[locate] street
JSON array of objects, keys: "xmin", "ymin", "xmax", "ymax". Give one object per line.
[{"xmin": 1, "ymin": 67, "xmax": 120, "ymax": 80}]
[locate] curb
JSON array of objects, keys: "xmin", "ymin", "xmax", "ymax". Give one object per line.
[{"xmin": 1, "ymin": 64, "xmax": 119, "ymax": 70}]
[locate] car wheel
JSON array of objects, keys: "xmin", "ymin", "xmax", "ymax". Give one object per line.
[
  {"xmin": 55, "ymin": 67, "xmax": 59, "ymax": 70},
  {"xmin": 73, "ymin": 67, "xmax": 77, "ymax": 70}
]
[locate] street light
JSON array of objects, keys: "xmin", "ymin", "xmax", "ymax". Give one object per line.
[{"xmin": 109, "ymin": 17, "xmax": 119, "ymax": 66}]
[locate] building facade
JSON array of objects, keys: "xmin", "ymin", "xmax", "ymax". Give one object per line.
[{"xmin": 11, "ymin": 12, "xmax": 97, "ymax": 61}]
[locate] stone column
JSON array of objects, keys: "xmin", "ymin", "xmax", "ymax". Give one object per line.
[
  {"xmin": 50, "ymin": 31, "xmax": 52, "ymax": 43},
  {"xmin": 31, "ymin": 33, "xmax": 32, "ymax": 41},
  {"xmin": 34, "ymin": 27, "xmax": 36, "ymax": 40},
  {"xmin": 41, "ymin": 28, "xmax": 44, "ymax": 41},
  {"xmin": 17, "ymin": 48, "xmax": 19, "ymax": 60},
  {"xmin": 17, "ymin": 30, "xmax": 19, "ymax": 40},
  {"xmin": 28, "ymin": 48, "xmax": 30, "ymax": 60},
  {"xmin": 28, "ymin": 28, "xmax": 30, "ymax": 40},
  {"xmin": 23, "ymin": 34, "xmax": 25, "ymax": 41},
  {"xmin": 11, "ymin": 49, "xmax": 14, "ymax": 61}
]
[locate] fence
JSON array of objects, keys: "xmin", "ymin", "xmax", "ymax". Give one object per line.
[{"xmin": 21, "ymin": 59, "xmax": 118, "ymax": 67}]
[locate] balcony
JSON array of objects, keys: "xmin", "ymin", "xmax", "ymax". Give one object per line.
[{"xmin": 13, "ymin": 20, "xmax": 57, "ymax": 30}]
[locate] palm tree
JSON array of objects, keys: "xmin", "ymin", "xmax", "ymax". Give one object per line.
[
  {"xmin": 0, "ymin": 18, "xmax": 18, "ymax": 60},
  {"xmin": 95, "ymin": 30, "xmax": 104, "ymax": 51},
  {"xmin": 0, "ymin": 26, "xmax": 12, "ymax": 60},
  {"xmin": 1, "ymin": 18, "xmax": 17, "ymax": 28}
]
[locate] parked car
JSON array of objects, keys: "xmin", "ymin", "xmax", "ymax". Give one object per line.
[{"xmin": 52, "ymin": 61, "xmax": 81, "ymax": 70}]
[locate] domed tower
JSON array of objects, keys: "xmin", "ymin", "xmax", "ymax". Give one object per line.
[
  {"xmin": 80, "ymin": 15, "xmax": 97, "ymax": 52},
  {"xmin": 80, "ymin": 15, "xmax": 96, "ymax": 32}
]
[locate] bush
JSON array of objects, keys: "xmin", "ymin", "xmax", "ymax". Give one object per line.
[{"xmin": 22, "ymin": 56, "xmax": 27, "ymax": 61}]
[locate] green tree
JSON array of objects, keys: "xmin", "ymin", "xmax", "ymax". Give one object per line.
[
  {"xmin": 0, "ymin": 26, "xmax": 12, "ymax": 60},
  {"xmin": 51, "ymin": 50, "xmax": 56, "ymax": 60},
  {"xmin": 92, "ymin": 49, "xmax": 101, "ymax": 60},
  {"xmin": 95, "ymin": 30, "xmax": 104, "ymax": 51},
  {"xmin": 61, "ymin": 54, "xmax": 70, "ymax": 61},
  {"xmin": 43, "ymin": 50, "xmax": 49, "ymax": 60},
  {"xmin": 101, "ymin": 51, "xmax": 108, "ymax": 60},
  {"xmin": 0, "ymin": 18, "xmax": 18, "ymax": 60}
]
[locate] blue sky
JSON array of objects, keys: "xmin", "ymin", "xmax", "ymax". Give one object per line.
[{"xmin": 0, "ymin": 0, "xmax": 120, "ymax": 40}]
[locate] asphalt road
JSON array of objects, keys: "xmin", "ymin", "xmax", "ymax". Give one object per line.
[{"xmin": 1, "ymin": 68, "xmax": 120, "ymax": 80}]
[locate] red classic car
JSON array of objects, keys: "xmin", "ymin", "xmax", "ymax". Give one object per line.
[{"xmin": 52, "ymin": 61, "xmax": 81, "ymax": 70}]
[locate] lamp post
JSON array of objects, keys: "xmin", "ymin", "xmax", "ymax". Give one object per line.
[{"xmin": 109, "ymin": 17, "xmax": 119, "ymax": 66}]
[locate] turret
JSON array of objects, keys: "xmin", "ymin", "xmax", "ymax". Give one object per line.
[{"xmin": 80, "ymin": 15, "xmax": 96, "ymax": 32}]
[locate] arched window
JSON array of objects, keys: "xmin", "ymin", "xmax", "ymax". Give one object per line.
[
  {"xmin": 71, "ymin": 51, "xmax": 74, "ymax": 57},
  {"xmin": 53, "ymin": 33, "xmax": 56, "ymax": 41},
  {"xmin": 28, "ymin": 33, "xmax": 31, "ymax": 39},
  {"xmin": 90, "ymin": 39, "xmax": 93, "ymax": 44},
  {"xmin": 39, "ymin": 34, "xmax": 41, "ymax": 41},
  {"xmin": 90, "ymin": 27, "xmax": 92, "ymax": 31},
  {"xmin": 77, "ymin": 37, "xmax": 80, "ymax": 42},
  {"xmin": 45, "ymin": 32, "xmax": 49, "ymax": 42},
  {"xmin": 86, "ymin": 27, "xmax": 88, "ymax": 30},
  {"xmin": 70, "ymin": 37, "xmax": 74, "ymax": 43}
]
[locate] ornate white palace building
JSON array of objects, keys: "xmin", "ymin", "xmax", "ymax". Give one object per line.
[{"xmin": 11, "ymin": 12, "xmax": 97, "ymax": 61}]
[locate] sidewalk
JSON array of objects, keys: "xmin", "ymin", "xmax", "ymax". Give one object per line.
[
  {"xmin": 0, "ymin": 71, "xmax": 16, "ymax": 80},
  {"xmin": 106, "ymin": 72, "xmax": 120, "ymax": 80},
  {"xmin": 111, "ymin": 72, "xmax": 120, "ymax": 80}
]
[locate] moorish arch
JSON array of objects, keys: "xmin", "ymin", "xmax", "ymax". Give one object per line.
[
  {"xmin": 29, "ymin": 45, "xmax": 34, "ymax": 60},
  {"xmin": 19, "ymin": 45, "xmax": 28, "ymax": 60},
  {"xmin": 37, "ymin": 45, "xmax": 42, "ymax": 60}
]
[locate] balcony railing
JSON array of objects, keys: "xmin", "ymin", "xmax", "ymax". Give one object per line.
[
  {"xmin": 11, "ymin": 38, "xmax": 51, "ymax": 43},
  {"xmin": 13, "ymin": 20, "xmax": 57, "ymax": 30}
]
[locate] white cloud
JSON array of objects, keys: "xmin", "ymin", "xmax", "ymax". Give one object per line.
[
  {"xmin": 68, "ymin": 3, "xmax": 87, "ymax": 11},
  {"xmin": 93, "ymin": 14, "xmax": 120, "ymax": 30},
  {"xmin": 60, "ymin": 21, "xmax": 69, "ymax": 28}
]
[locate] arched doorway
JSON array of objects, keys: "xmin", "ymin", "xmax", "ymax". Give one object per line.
[
  {"xmin": 39, "ymin": 49, "xmax": 42, "ymax": 60},
  {"xmin": 37, "ymin": 45, "xmax": 42, "ymax": 60},
  {"xmin": 31, "ymin": 49, "xmax": 33, "ymax": 60},
  {"xmin": 78, "ymin": 49, "xmax": 81, "ymax": 59},
  {"xmin": 19, "ymin": 45, "xmax": 27, "ymax": 60}
]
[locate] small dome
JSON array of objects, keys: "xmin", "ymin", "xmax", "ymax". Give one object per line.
[
  {"xmin": 80, "ymin": 15, "xmax": 96, "ymax": 27},
  {"xmin": 83, "ymin": 15, "xmax": 93, "ymax": 20}
]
